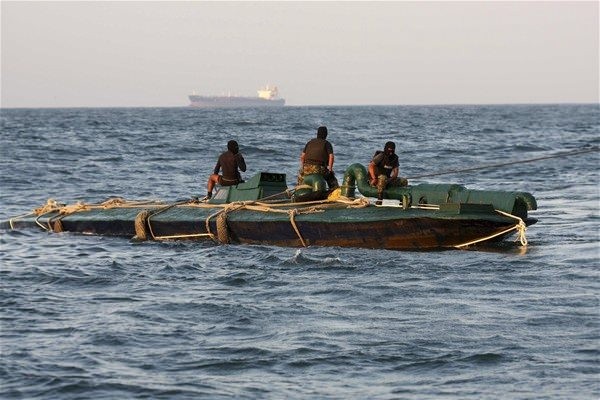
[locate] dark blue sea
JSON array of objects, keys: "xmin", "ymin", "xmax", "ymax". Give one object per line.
[{"xmin": 1, "ymin": 105, "xmax": 599, "ymax": 399}]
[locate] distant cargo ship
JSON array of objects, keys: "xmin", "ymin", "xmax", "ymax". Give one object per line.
[{"xmin": 189, "ymin": 85, "xmax": 285, "ymax": 108}]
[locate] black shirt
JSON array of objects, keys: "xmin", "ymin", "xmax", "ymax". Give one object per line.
[
  {"xmin": 372, "ymin": 150, "xmax": 399, "ymax": 177},
  {"xmin": 303, "ymin": 138, "xmax": 333, "ymax": 166},
  {"xmin": 214, "ymin": 151, "xmax": 246, "ymax": 181}
]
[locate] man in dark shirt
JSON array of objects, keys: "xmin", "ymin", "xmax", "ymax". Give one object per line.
[
  {"xmin": 368, "ymin": 141, "xmax": 408, "ymax": 205},
  {"xmin": 206, "ymin": 140, "xmax": 246, "ymax": 199},
  {"xmin": 297, "ymin": 126, "xmax": 339, "ymax": 190}
]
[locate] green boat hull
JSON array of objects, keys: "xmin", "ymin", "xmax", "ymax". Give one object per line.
[{"xmin": 1, "ymin": 167, "xmax": 537, "ymax": 250}]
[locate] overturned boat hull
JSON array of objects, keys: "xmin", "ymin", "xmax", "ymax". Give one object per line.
[
  {"xmin": 2, "ymin": 199, "xmax": 532, "ymax": 250},
  {"xmin": 1, "ymin": 168, "xmax": 537, "ymax": 251}
]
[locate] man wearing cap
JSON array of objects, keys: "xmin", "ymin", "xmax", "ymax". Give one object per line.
[
  {"xmin": 297, "ymin": 126, "xmax": 339, "ymax": 190},
  {"xmin": 369, "ymin": 141, "xmax": 408, "ymax": 205},
  {"xmin": 206, "ymin": 140, "xmax": 246, "ymax": 199}
]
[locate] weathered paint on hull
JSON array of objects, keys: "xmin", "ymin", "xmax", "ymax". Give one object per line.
[
  {"xmin": 224, "ymin": 218, "xmax": 517, "ymax": 250},
  {"xmin": 3, "ymin": 204, "xmax": 525, "ymax": 250}
]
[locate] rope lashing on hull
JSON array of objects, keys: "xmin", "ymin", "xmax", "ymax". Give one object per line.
[
  {"xmin": 204, "ymin": 202, "xmax": 310, "ymax": 246},
  {"xmin": 288, "ymin": 209, "xmax": 306, "ymax": 247},
  {"xmin": 48, "ymin": 201, "xmax": 90, "ymax": 233},
  {"xmin": 394, "ymin": 202, "xmax": 528, "ymax": 248},
  {"xmin": 216, "ymin": 212, "xmax": 230, "ymax": 244},
  {"xmin": 135, "ymin": 199, "xmax": 206, "ymax": 241},
  {"xmin": 201, "ymin": 197, "xmax": 369, "ymax": 246},
  {"xmin": 454, "ymin": 210, "xmax": 528, "ymax": 248},
  {"xmin": 31, "ymin": 199, "xmax": 65, "ymax": 231},
  {"xmin": 44, "ymin": 198, "xmax": 160, "ymax": 234},
  {"xmin": 16, "ymin": 197, "xmax": 165, "ymax": 233},
  {"xmin": 10, "ymin": 195, "xmax": 370, "ymax": 246},
  {"xmin": 134, "ymin": 210, "xmax": 151, "ymax": 241},
  {"xmin": 32, "ymin": 200, "xmax": 90, "ymax": 233},
  {"xmin": 497, "ymin": 210, "xmax": 528, "ymax": 246},
  {"xmin": 51, "ymin": 218, "xmax": 64, "ymax": 233},
  {"xmin": 205, "ymin": 203, "xmax": 245, "ymax": 244},
  {"xmin": 8, "ymin": 211, "xmax": 36, "ymax": 230}
]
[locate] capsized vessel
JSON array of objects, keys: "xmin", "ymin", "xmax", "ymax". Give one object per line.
[{"xmin": 1, "ymin": 165, "xmax": 537, "ymax": 251}]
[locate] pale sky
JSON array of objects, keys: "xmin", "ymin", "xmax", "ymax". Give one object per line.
[{"xmin": 1, "ymin": 1, "xmax": 598, "ymax": 107}]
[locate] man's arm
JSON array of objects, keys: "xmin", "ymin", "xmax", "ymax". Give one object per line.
[
  {"xmin": 237, "ymin": 153, "xmax": 246, "ymax": 172},
  {"xmin": 213, "ymin": 160, "xmax": 221, "ymax": 175},
  {"xmin": 372, "ymin": 152, "xmax": 385, "ymax": 165},
  {"xmin": 390, "ymin": 167, "xmax": 399, "ymax": 180},
  {"xmin": 368, "ymin": 162, "xmax": 377, "ymax": 186},
  {"xmin": 328, "ymin": 154, "xmax": 334, "ymax": 171}
]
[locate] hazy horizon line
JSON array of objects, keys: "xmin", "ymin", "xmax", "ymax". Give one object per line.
[{"xmin": 1, "ymin": 101, "xmax": 599, "ymax": 110}]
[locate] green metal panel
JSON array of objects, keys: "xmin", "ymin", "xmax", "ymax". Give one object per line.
[
  {"xmin": 208, "ymin": 172, "xmax": 287, "ymax": 204},
  {"xmin": 341, "ymin": 163, "xmax": 537, "ymax": 218}
]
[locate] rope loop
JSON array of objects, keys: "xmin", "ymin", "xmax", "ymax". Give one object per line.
[
  {"xmin": 134, "ymin": 210, "xmax": 151, "ymax": 241},
  {"xmin": 455, "ymin": 209, "xmax": 528, "ymax": 249},
  {"xmin": 288, "ymin": 208, "xmax": 307, "ymax": 247},
  {"xmin": 52, "ymin": 218, "xmax": 64, "ymax": 233},
  {"xmin": 216, "ymin": 212, "xmax": 230, "ymax": 244},
  {"xmin": 514, "ymin": 218, "xmax": 528, "ymax": 246}
]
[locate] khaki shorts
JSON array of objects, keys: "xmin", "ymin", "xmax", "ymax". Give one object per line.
[{"xmin": 218, "ymin": 176, "xmax": 239, "ymax": 186}]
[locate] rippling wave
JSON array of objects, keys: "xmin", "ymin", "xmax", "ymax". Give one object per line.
[{"xmin": 1, "ymin": 105, "xmax": 598, "ymax": 399}]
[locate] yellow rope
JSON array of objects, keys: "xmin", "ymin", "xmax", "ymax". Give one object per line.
[
  {"xmin": 335, "ymin": 196, "xmax": 371, "ymax": 208},
  {"xmin": 327, "ymin": 188, "xmax": 341, "ymax": 201},
  {"xmin": 24, "ymin": 196, "xmax": 529, "ymax": 249},
  {"xmin": 100, "ymin": 198, "xmax": 165, "ymax": 209},
  {"xmin": 204, "ymin": 203, "xmax": 246, "ymax": 244},
  {"xmin": 134, "ymin": 210, "xmax": 151, "ymax": 241},
  {"xmin": 24, "ymin": 195, "xmax": 367, "ymax": 243},
  {"xmin": 33, "ymin": 199, "xmax": 64, "ymax": 216},
  {"xmin": 200, "ymin": 200, "xmax": 343, "ymax": 246},
  {"xmin": 51, "ymin": 219, "xmax": 64, "ymax": 233},
  {"xmin": 44, "ymin": 201, "xmax": 90, "ymax": 233},
  {"xmin": 24, "ymin": 197, "xmax": 170, "ymax": 234},
  {"xmin": 205, "ymin": 209, "xmax": 220, "ymax": 242},
  {"xmin": 288, "ymin": 209, "xmax": 307, "ymax": 247},
  {"xmin": 145, "ymin": 200, "xmax": 193, "ymax": 240},
  {"xmin": 216, "ymin": 212, "xmax": 230, "ymax": 244}
]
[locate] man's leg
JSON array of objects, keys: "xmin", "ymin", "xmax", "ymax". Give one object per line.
[
  {"xmin": 297, "ymin": 165, "xmax": 320, "ymax": 186},
  {"xmin": 376, "ymin": 175, "xmax": 388, "ymax": 205},
  {"xmin": 207, "ymin": 174, "xmax": 220, "ymax": 198},
  {"xmin": 325, "ymin": 170, "xmax": 339, "ymax": 190},
  {"xmin": 387, "ymin": 177, "xmax": 408, "ymax": 188}
]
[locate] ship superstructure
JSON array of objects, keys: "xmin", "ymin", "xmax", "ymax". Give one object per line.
[{"xmin": 189, "ymin": 85, "xmax": 285, "ymax": 108}]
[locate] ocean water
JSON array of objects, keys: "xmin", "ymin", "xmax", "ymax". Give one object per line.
[{"xmin": 0, "ymin": 104, "xmax": 598, "ymax": 399}]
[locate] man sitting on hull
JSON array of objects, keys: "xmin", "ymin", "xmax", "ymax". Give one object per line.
[
  {"xmin": 206, "ymin": 140, "xmax": 246, "ymax": 199},
  {"xmin": 297, "ymin": 126, "xmax": 339, "ymax": 190},
  {"xmin": 369, "ymin": 141, "xmax": 408, "ymax": 205}
]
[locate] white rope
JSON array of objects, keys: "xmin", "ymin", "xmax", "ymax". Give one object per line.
[
  {"xmin": 455, "ymin": 210, "xmax": 527, "ymax": 248},
  {"xmin": 495, "ymin": 209, "xmax": 528, "ymax": 246},
  {"xmin": 8, "ymin": 212, "xmax": 36, "ymax": 230}
]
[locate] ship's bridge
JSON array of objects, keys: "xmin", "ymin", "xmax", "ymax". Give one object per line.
[{"xmin": 257, "ymin": 86, "xmax": 279, "ymax": 100}]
